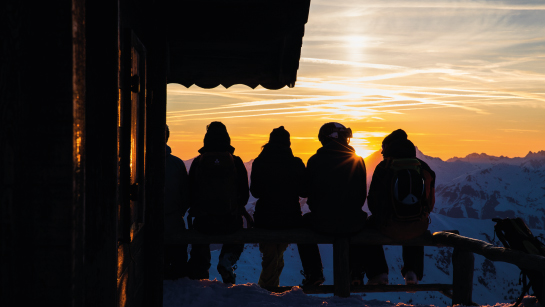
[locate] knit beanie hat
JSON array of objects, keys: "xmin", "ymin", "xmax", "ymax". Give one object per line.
[
  {"xmin": 382, "ymin": 129, "xmax": 408, "ymax": 146},
  {"xmin": 269, "ymin": 126, "xmax": 291, "ymax": 146},
  {"xmin": 199, "ymin": 121, "xmax": 235, "ymax": 153}
]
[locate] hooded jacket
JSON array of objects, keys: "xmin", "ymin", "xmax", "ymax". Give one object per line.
[
  {"xmin": 250, "ymin": 143, "xmax": 306, "ymax": 229},
  {"xmin": 188, "ymin": 124, "xmax": 249, "ymax": 218},
  {"xmin": 306, "ymin": 140, "xmax": 368, "ymax": 234}
]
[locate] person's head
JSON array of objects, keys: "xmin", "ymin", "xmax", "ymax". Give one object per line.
[
  {"xmin": 318, "ymin": 122, "xmax": 352, "ymax": 146},
  {"xmin": 201, "ymin": 121, "xmax": 233, "ymax": 153},
  {"xmin": 265, "ymin": 126, "xmax": 291, "ymax": 148},
  {"xmin": 381, "ymin": 129, "xmax": 408, "ymax": 157},
  {"xmin": 166, "ymin": 124, "xmax": 170, "ymax": 143}
]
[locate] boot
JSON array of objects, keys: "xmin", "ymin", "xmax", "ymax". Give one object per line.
[
  {"xmin": 217, "ymin": 253, "xmax": 237, "ymax": 284},
  {"xmin": 300, "ymin": 270, "xmax": 325, "ymax": 287}
]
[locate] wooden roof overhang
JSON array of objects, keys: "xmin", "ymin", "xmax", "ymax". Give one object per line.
[{"xmin": 166, "ymin": 0, "xmax": 311, "ymax": 89}]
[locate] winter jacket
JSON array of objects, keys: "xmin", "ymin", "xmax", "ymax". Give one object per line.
[
  {"xmin": 164, "ymin": 145, "xmax": 190, "ymax": 240},
  {"xmin": 188, "ymin": 146, "xmax": 250, "ymax": 219},
  {"xmin": 250, "ymin": 144, "xmax": 306, "ymax": 229},
  {"xmin": 306, "ymin": 140, "xmax": 368, "ymax": 234},
  {"xmin": 367, "ymin": 139, "xmax": 436, "ymax": 239}
]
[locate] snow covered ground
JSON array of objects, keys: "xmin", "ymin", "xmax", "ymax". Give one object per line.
[
  {"xmin": 163, "ymin": 278, "xmax": 541, "ymax": 307},
  {"xmin": 164, "ymin": 213, "xmax": 544, "ymax": 307}
]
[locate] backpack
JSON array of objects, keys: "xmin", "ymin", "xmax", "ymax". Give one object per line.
[
  {"xmin": 378, "ymin": 158, "xmax": 434, "ymax": 240},
  {"xmin": 493, "ymin": 217, "xmax": 545, "ymax": 307},
  {"xmin": 193, "ymin": 152, "xmax": 238, "ymax": 216}
]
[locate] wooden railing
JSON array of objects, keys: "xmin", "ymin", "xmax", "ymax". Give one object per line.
[{"xmin": 167, "ymin": 228, "xmax": 545, "ymax": 306}]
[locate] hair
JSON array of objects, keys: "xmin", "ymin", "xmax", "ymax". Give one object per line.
[{"xmin": 166, "ymin": 124, "xmax": 170, "ymax": 142}]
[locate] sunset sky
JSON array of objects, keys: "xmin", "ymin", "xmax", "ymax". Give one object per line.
[{"xmin": 166, "ymin": 0, "xmax": 545, "ymax": 162}]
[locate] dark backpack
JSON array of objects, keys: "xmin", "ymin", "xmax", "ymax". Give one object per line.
[
  {"xmin": 377, "ymin": 158, "xmax": 434, "ymax": 240},
  {"xmin": 493, "ymin": 217, "xmax": 545, "ymax": 306},
  {"xmin": 386, "ymin": 158, "xmax": 431, "ymax": 222},
  {"xmin": 193, "ymin": 152, "xmax": 238, "ymax": 216}
]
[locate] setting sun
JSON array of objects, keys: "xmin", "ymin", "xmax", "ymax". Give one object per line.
[{"xmin": 166, "ymin": 0, "xmax": 545, "ymax": 163}]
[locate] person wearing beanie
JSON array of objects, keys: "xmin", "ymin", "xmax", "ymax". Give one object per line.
[
  {"xmin": 297, "ymin": 122, "xmax": 369, "ymax": 287},
  {"xmin": 366, "ymin": 129, "xmax": 436, "ymax": 286},
  {"xmin": 186, "ymin": 122, "xmax": 250, "ymax": 284},
  {"xmin": 250, "ymin": 126, "xmax": 306, "ymax": 288},
  {"xmin": 164, "ymin": 125, "xmax": 190, "ymax": 280}
]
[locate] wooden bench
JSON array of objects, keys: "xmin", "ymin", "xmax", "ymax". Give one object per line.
[{"xmin": 167, "ymin": 228, "xmax": 545, "ymax": 306}]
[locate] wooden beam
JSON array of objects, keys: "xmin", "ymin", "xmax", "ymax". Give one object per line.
[
  {"xmin": 166, "ymin": 228, "xmax": 434, "ymax": 245},
  {"xmin": 168, "ymin": 228, "xmax": 336, "ymax": 244},
  {"xmin": 432, "ymin": 231, "xmax": 545, "ymax": 271},
  {"xmin": 452, "ymin": 247, "xmax": 475, "ymax": 306},
  {"xmin": 333, "ymin": 237, "xmax": 350, "ymax": 297}
]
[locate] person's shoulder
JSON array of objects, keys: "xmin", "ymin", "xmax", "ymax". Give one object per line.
[
  {"xmin": 307, "ymin": 153, "xmax": 319, "ymax": 166},
  {"xmin": 416, "ymin": 158, "xmax": 435, "ymax": 175},
  {"xmin": 168, "ymin": 153, "xmax": 184, "ymax": 164},
  {"xmin": 293, "ymin": 156, "xmax": 305, "ymax": 165}
]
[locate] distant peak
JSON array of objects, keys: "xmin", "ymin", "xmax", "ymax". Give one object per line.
[{"xmin": 525, "ymin": 150, "xmax": 545, "ymax": 158}]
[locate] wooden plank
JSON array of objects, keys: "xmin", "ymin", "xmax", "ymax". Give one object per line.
[
  {"xmin": 266, "ymin": 284, "xmax": 454, "ymax": 294},
  {"xmin": 168, "ymin": 228, "xmax": 336, "ymax": 244},
  {"xmin": 333, "ymin": 238, "xmax": 350, "ymax": 297},
  {"xmin": 433, "ymin": 231, "xmax": 545, "ymax": 270},
  {"xmin": 166, "ymin": 228, "xmax": 434, "ymax": 245},
  {"xmin": 452, "ymin": 248, "xmax": 475, "ymax": 306}
]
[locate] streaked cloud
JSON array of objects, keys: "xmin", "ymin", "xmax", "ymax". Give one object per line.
[{"xmin": 166, "ymin": 0, "xmax": 545, "ymax": 161}]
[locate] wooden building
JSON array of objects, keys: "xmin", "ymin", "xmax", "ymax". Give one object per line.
[{"xmin": 0, "ymin": 0, "xmax": 311, "ymax": 306}]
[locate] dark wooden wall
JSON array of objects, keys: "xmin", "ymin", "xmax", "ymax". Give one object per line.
[
  {"xmin": 0, "ymin": 0, "xmax": 167, "ymax": 306},
  {"xmin": 1, "ymin": 0, "xmax": 74, "ymax": 305}
]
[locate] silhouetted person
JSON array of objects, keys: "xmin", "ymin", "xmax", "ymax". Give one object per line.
[
  {"xmin": 366, "ymin": 129, "xmax": 436, "ymax": 285},
  {"xmin": 186, "ymin": 122, "xmax": 249, "ymax": 284},
  {"xmin": 298, "ymin": 122, "xmax": 368, "ymax": 286},
  {"xmin": 164, "ymin": 125, "xmax": 190, "ymax": 280},
  {"xmin": 250, "ymin": 126, "xmax": 306, "ymax": 288}
]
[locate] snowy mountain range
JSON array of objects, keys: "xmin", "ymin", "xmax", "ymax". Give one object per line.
[{"xmin": 414, "ymin": 150, "xmax": 545, "ymax": 229}]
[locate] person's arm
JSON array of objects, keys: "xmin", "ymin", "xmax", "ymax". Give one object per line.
[
  {"xmin": 249, "ymin": 158, "xmax": 263, "ymax": 199},
  {"xmin": 187, "ymin": 158, "xmax": 200, "ymax": 210},
  {"xmin": 179, "ymin": 159, "xmax": 190, "ymax": 215},
  {"xmin": 367, "ymin": 161, "xmax": 385, "ymax": 215},
  {"xmin": 358, "ymin": 156, "xmax": 367, "ymax": 206},
  {"xmin": 305, "ymin": 157, "xmax": 316, "ymax": 211},
  {"xmin": 234, "ymin": 156, "xmax": 250, "ymax": 208},
  {"xmin": 294, "ymin": 157, "xmax": 308, "ymax": 198},
  {"xmin": 419, "ymin": 159, "xmax": 436, "ymax": 212}
]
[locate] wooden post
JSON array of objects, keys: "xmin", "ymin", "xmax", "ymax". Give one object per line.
[
  {"xmin": 333, "ymin": 237, "xmax": 350, "ymax": 297},
  {"xmin": 452, "ymin": 247, "xmax": 474, "ymax": 306}
]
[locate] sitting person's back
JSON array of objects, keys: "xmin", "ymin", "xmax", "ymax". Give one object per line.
[
  {"xmin": 306, "ymin": 132, "xmax": 367, "ymax": 234},
  {"xmin": 186, "ymin": 121, "xmax": 249, "ymax": 284},
  {"xmin": 251, "ymin": 127, "xmax": 305, "ymax": 229},
  {"xmin": 366, "ymin": 129, "xmax": 436, "ymax": 285},
  {"xmin": 297, "ymin": 122, "xmax": 368, "ymax": 287},
  {"xmin": 250, "ymin": 126, "xmax": 306, "ymax": 288}
]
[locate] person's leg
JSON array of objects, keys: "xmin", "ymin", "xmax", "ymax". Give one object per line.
[
  {"xmin": 164, "ymin": 244, "xmax": 176, "ymax": 280},
  {"xmin": 164, "ymin": 244, "xmax": 188, "ymax": 280},
  {"xmin": 273, "ymin": 243, "xmax": 289, "ymax": 286},
  {"xmin": 349, "ymin": 244, "xmax": 365, "ymax": 285},
  {"xmin": 187, "ymin": 243, "xmax": 211, "ymax": 280},
  {"xmin": 217, "ymin": 243, "xmax": 245, "ymax": 283},
  {"xmin": 402, "ymin": 245, "xmax": 424, "ymax": 281},
  {"xmin": 362, "ymin": 244, "xmax": 389, "ymax": 284},
  {"xmin": 258, "ymin": 243, "xmax": 288, "ymax": 288}
]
